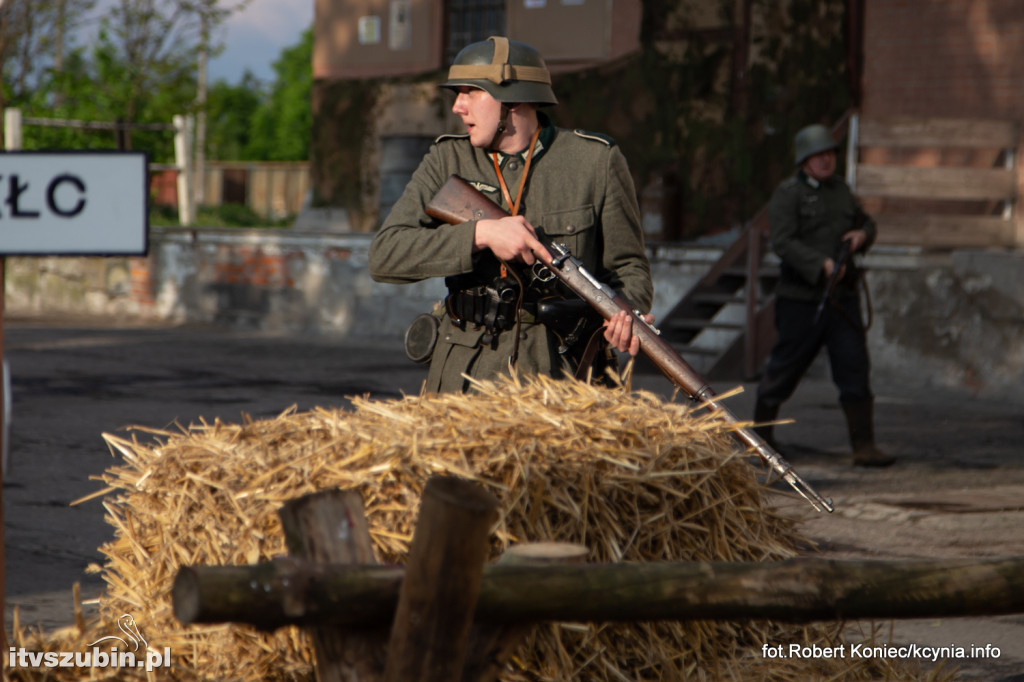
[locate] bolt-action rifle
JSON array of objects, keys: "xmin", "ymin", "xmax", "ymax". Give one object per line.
[
  {"xmin": 426, "ymin": 175, "xmax": 834, "ymax": 513},
  {"xmin": 813, "ymin": 237, "xmax": 853, "ymax": 326}
]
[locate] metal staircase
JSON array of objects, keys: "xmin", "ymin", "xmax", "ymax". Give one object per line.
[{"xmin": 649, "ymin": 208, "xmax": 778, "ymax": 382}]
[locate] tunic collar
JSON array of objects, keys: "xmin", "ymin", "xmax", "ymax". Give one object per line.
[
  {"xmin": 797, "ymin": 170, "xmax": 820, "ymax": 189},
  {"xmin": 492, "ymin": 111, "xmax": 555, "ymax": 167},
  {"xmin": 797, "ymin": 169, "xmax": 841, "ymax": 189}
]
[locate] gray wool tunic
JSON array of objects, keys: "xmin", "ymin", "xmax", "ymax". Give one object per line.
[
  {"xmin": 369, "ymin": 115, "xmax": 653, "ymax": 393},
  {"xmin": 768, "ymin": 171, "xmax": 877, "ymax": 302}
]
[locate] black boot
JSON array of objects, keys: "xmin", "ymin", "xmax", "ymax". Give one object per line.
[
  {"xmin": 843, "ymin": 400, "xmax": 895, "ymax": 467},
  {"xmin": 753, "ymin": 400, "xmax": 781, "ymax": 451}
]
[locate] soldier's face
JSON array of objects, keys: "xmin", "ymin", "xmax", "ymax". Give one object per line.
[
  {"xmin": 451, "ymin": 86, "xmax": 502, "ymax": 148},
  {"xmin": 802, "ymin": 150, "xmax": 836, "ymax": 181}
]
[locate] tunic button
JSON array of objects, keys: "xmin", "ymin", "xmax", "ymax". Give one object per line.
[
  {"xmin": 566, "ymin": 224, "xmax": 576, "ymax": 233},
  {"xmin": 507, "ymin": 160, "xmax": 519, "ymax": 171}
]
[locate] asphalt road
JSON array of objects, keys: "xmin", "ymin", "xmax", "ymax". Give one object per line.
[{"xmin": 3, "ymin": 314, "xmax": 1023, "ymax": 680}]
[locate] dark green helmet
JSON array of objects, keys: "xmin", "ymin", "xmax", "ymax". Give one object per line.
[
  {"xmin": 794, "ymin": 124, "xmax": 838, "ymax": 166},
  {"xmin": 440, "ymin": 36, "xmax": 557, "ymax": 106}
]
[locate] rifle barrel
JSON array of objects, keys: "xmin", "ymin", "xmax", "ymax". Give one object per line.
[
  {"xmin": 427, "ymin": 175, "xmax": 834, "ymax": 513},
  {"xmin": 546, "ymin": 242, "xmax": 833, "ymax": 513}
]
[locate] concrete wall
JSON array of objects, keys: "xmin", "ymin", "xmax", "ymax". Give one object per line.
[
  {"xmin": 867, "ymin": 249, "xmax": 1024, "ymax": 401},
  {"xmin": 6, "ymin": 229, "xmax": 441, "ymax": 342},
  {"xmin": 7, "ymin": 227, "xmax": 1024, "ymax": 403}
]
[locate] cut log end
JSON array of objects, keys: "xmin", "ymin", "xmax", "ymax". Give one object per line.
[
  {"xmin": 172, "ymin": 568, "xmax": 202, "ymax": 625},
  {"xmin": 423, "ymin": 475, "xmax": 500, "ymax": 514},
  {"xmin": 501, "ymin": 542, "xmax": 589, "ymax": 565}
]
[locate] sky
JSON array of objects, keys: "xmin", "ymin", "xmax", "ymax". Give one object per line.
[{"xmin": 206, "ymin": 0, "xmax": 314, "ymax": 84}]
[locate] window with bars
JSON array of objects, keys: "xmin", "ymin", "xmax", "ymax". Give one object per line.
[{"xmin": 445, "ymin": 0, "xmax": 506, "ymax": 62}]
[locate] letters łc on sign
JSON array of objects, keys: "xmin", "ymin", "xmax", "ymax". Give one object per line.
[{"xmin": 0, "ymin": 151, "xmax": 148, "ymax": 256}]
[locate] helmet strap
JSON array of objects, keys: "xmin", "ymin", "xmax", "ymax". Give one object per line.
[{"xmin": 491, "ymin": 103, "xmax": 512, "ymax": 148}]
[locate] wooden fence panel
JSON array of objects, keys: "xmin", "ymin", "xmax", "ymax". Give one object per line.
[
  {"xmin": 851, "ymin": 114, "xmax": 1021, "ymax": 249},
  {"xmin": 859, "ymin": 117, "xmax": 1019, "ymax": 149},
  {"xmin": 856, "ymin": 165, "xmax": 1017, "ymax": 201}
]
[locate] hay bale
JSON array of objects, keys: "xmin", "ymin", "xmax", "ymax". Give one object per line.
[{"xmin": 9, "ymin": 373, "xmax": 943, "ymax": 680}]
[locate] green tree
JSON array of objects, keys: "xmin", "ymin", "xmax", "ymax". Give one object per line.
[
  {"xmin": 204, "ymin": 71, "xmax": 265, "ymax": 161},
  {"xmin": 244, "ymin": 27, "xmax": 312, "ymax": 161},
  {"xmin": 0, "ymin": 0, "xmax": 98, "ymax": 131},
  {"xmin": 5, "ymin": 0, "xmax": 250, "ymax": 163}
]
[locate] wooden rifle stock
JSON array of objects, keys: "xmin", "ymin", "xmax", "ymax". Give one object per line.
[
  {"xmin": 426, "ymin": 175, "xmax": 834, "ymax": 513},
  {"xmin": 425, "ymin": 177, "xmax": 510, "ymax": 225}
]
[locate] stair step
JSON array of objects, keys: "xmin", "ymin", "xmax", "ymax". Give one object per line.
[
  {"xmin": 722, "ymin": 265, "xmax": 780, "ymax": 278},
  {"xmin": 691, "ymin": 293, "xmax": 751, "ymax": 305}
]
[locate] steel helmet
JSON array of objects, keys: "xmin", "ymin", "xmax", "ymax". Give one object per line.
[
  {"xmin": 793, "ymin": 124, "xmax": 838, "ymax": 166},
  {"xmin": 440, "ymin": 36, "xmax": 558, "ymax": 106}
]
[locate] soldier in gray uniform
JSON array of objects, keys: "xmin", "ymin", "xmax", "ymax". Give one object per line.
[
  {"xmin": 370, "ymin": 36, "xmax": 653, "ymax": 393},
  {"xmin": 754, "ymin": 124, "xmax": 894, "ymax": 467}
]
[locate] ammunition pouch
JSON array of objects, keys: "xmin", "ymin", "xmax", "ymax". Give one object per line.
[
  {"xmin": 446, "ymin": 276, "xmax": 521, "ymax": 339},
  {"xmin": 446, "ymin": 277, "xmax": 604, "ymax": 358}
]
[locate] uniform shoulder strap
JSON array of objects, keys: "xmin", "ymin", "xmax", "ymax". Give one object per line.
[{"xmin": 572, "ymin": 129, "xmax": 616, "ymax": 147}]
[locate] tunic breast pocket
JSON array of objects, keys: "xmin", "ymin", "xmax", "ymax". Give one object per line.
[
  {"xmin": 798, "ymin": 198, "xmax": 822, "ymax": 233},
  {"xmin": 538, "ymin": 205, "xmax": 596, "ymax": 260}
]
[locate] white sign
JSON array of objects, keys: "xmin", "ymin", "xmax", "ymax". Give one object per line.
[{"xmin": 0, "ymin": 152, "xmax": 147, "ymax": 255}]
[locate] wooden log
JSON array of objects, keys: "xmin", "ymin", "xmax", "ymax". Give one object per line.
[
  {"xmin": 461, "ymin": 543, "xmax": 587, "ymax": 682},
  {"xmin": 175, "ymin": 556, "xmax": 1024, "ymax": 628},
  {"xmin": 173, "ymin": 558, "xmax": 404, "ymax": 630},
  {"xmin": 383, "ymin": 475, "xmax": 499, "ymax": 682},
  {"xmin": 278, "ymin": 488, "xmax": 385, "ymax": 682}
]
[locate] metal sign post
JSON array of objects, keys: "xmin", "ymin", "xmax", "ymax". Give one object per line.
[
  {"xmin": 1, "ymin": 256, "xmax": 5, "ymax": 652},
  {"xmin": 0, "ymin": 149, "xmax": 149, "ymax": 647}
]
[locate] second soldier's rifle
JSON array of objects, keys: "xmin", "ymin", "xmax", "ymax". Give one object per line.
[
  {"xmin": 426, "ymin": 175, "xmax": 834, "ymax": 513},
  {"xmin": 813, "ymin": 237, "xmax": 853, "ymax": 326}
]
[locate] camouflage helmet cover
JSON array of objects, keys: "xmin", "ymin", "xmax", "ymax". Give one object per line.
[
  {"xmin": 794, "ymin": 124, "xmax": 839, "ymax": 166},
  {"xmin": 440, "ymin": 36, "xmax": 558, "ymax": 106}
]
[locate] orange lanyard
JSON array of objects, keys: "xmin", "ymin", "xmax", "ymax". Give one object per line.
[{"xmin": 491, "ymin": 125, "xmax": 541, "ymax": 217}]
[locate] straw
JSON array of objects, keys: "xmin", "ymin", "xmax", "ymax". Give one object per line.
[{"xmin": 8, "ymin": 373, "xmax": 948, "ymax": 681}]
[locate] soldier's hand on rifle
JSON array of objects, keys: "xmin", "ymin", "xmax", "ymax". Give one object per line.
[
  {"xmin": 822, "ymin": 257, "xmax": 846, "ymax": 280},
  {"xmin": 604, "ymin": 309, "xmax": 655, "ymax": 356},
  {"xmin": 823, "ymin": 233, "xmax": 859, "ymax": 280},
  {"xmin": 842, "ymin": 229, "xmax": 868, "ymax": 252},
  {"xmin": 473, "ymin": 216, "xmax": 552, "ymax": 265}
]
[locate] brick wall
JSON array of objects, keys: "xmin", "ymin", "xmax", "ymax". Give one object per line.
[{"xmin": 863, "ymin": 0, "xmax": 1024, "ymax": 119}]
